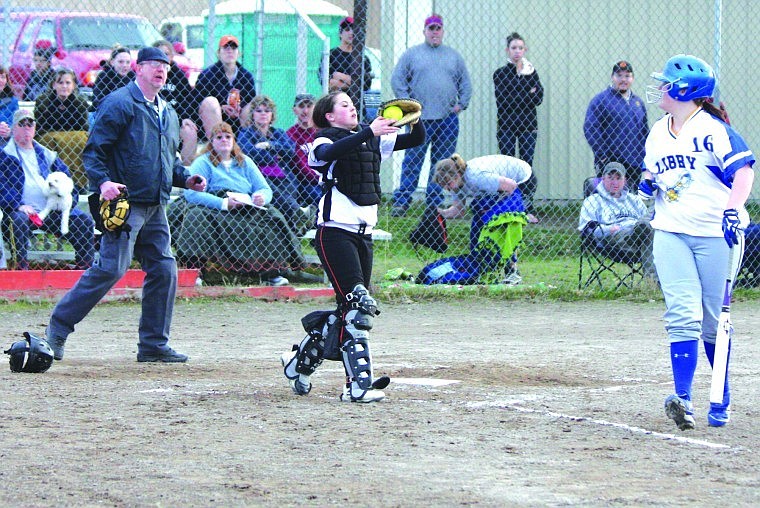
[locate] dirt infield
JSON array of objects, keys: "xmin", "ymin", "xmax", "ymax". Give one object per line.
[{"xmin": 1, "ymin": 298, "xmax": 758, "ymax": 506}]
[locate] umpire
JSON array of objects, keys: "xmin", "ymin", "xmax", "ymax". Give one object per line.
[{"xmin": 42, "ymin": 47, "xmax": 207, "ymax": 363}]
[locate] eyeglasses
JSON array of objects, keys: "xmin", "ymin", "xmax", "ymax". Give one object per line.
[
  {"xmin": 254, "ymin": 108, "xmax": 272, "ymax": 113},
  {"xmin": 17, "ymin": 119, "xmax": 35, "ymax": 128},
  {"xmin": 140, "ymin": 61, "xmax": 169, "ymax": 70},
  {"xmin": 426, "ymin": 24, "xmax": 443, "ymax": 31}
]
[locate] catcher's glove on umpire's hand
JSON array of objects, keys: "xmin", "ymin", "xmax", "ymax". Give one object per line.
[
  {"xmin": 100, "ymin": 189, "xmax": 131, "ymax": 233},
  {"xmin": 379, "ymin": 98, "xmax": 422, "ymax": 127}
]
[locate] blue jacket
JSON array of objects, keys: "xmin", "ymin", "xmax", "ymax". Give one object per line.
[
  {"xmin": 0, "ymin": 95, "xmax": 19, "ymax": 128},
  {"xmin": 84, "ymin": 81, "xmax": 189, "ymax": 205},
  {"xmin": 0, "ymin": 140, "xmax": 75, "ymax": 212},
  {"xmin": 583, "ymin": 87, "xmax": 649, "ymax": 168},
  {"xmin": 237, "ymin": 126, "xmax": 296, "ymax": 170}
]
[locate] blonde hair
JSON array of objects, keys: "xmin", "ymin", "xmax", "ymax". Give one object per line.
[
  {"xmin": 432, "ymin": 153, "xmax": 467, "ymax": 188},
  {"xmin": 201, "ymin": 121, "xmax": 245, "ymax": 166},
  {"xmin": 251, "ymin": 95, "xmax": 277, "ymax": 126}
]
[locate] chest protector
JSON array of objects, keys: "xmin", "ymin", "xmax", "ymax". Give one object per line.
[{"xmin": 318, "ymin": 127, "xmax": 382, "ymax": 217}]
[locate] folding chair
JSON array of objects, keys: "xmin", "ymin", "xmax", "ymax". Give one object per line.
[{"xmin": 578, "ymin": 176, "xmax": 646, "ymax": 290}]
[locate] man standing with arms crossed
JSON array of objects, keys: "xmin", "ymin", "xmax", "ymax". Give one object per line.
[
  {"xmin": 42, "ymin": 47, "xmax": 207, "ymax": 363},
  {"xmin": 390, "ymin": 13, "xmax": 472, "ymax": 216}
]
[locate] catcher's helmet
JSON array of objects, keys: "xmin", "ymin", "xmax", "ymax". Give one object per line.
[
  {"xmin": 647, "ymin": 54, "xmax": 715, "ymax": 103},
  {"xmin": 4, "ymin": 332, "xmax": 54, "ymax": 373}
]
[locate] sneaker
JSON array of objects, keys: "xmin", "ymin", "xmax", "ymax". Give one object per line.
[
  {"xmin": 340, "ymin": 384, "xmax": 385, "ymax": 403},
  {"xmin": 136, "ymin": 348, "xmax": 188, "ymax": 363},
  {"xmin": 194, "ymin": 277, "xmax": 203, "ymax": 287},
  {"xmin": 266, "ymin": 275, "xmax": 289, "ymax": 287},
  {"xmin": 707, "ymin": 404, "xmax": 731, "ymax": 427},
  {"xmin": 280, "ymin": 349, "xmax": 311, "ymax": 395},
  {"xmin": 390, "ymin": 206, "xmax": 407, "ymax": 217},
  {"xmin": 502, "ymin": 270, "xmax": 522, "ymax": 286},
  {"xmin": 664, "ymin": 394, "xmax": 696, "ymax": 431},
  {"xmin": 45, "ymin": 335, "xmax": 66, "ymax": 361},
  {"xmin": 526, "ymin": 213, "xmax": 540, "ymax": 224}
]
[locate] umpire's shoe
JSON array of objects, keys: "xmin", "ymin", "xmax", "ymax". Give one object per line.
[
  {"xmin": 137, "ymin": 348, "xmax": 188, "ymax": 363},
  {"xmin": 664, "ymin": 394, "xmax": 695, "ymax": 431},
  {"xmin": 45, "ymin": 335, "xmax": 66, "ymax": 361}
]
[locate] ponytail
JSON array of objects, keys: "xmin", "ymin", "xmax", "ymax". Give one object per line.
[{"xmin": 700, "ymin": 98, "xmax": 731, "ymax": 125}]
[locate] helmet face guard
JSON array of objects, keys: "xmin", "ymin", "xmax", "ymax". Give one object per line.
[
  {"xmin": 4, "ymin": 332, "xmax": 54, "ymax": 373},
  {"xmin": 647, "ymin": 54, "xmax": 715, "ymax": 104}
]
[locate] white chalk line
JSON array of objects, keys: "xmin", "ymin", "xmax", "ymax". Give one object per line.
[{"xmin": 467, "ymin": 400, "xmax": 730, "ymax": 450}]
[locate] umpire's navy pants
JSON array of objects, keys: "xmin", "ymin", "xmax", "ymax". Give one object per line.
[{"xmin": 48, "ymin": 204, "xmax": 179, "ymax": 355}]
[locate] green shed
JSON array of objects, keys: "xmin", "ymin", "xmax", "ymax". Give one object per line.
[{"xmin": 203, "ymin": 0, "xmax": 348, "ymax": 128}]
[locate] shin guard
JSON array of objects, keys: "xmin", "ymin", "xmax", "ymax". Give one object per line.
[
  {"xmin": 282, "ymin": 311, "xmax": 336, "ymax": 395},
  {"xmin": 340, "ymin": 285, "xmax": 384, "ymax": 402}
]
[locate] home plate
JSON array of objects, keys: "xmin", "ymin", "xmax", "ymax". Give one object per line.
[{"xmin": 393, "ymin": 377, "xmax": 461, "ymax": 387}]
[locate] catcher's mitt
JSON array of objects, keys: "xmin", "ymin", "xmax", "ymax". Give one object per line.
[
  {"xmin": 99, "ymin": 189, "xmax": 131, "ymax": 233},
  {"xmin": 379, "ymin": 98, "xmax": 422, "ymax": 127}
]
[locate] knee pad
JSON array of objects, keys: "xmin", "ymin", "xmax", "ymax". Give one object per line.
[{"xmin": 342, "ymin": 284, "xmax": 380, "ymax": 338}]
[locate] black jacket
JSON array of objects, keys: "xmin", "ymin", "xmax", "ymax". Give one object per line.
[
  {"xmin": 493, "ymin": 61, "xmax": 544, "ymax": 133},
  {"xmin": 91, "ymin": 66, "xmax": 135, "ymax": 111}
]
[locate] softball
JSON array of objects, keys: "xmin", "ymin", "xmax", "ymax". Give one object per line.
[{"xmin": 383, "ymin": 105, "xmax": 404, "ymax": 121}]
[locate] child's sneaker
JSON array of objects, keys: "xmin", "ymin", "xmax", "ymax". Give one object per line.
[
  {"xmin": 664, "ymin": 394, "xmax": 695, "ymax": 431},
  {"xmin": 707, "ymin": 404, "xmax": 731, "ymax": 427}
]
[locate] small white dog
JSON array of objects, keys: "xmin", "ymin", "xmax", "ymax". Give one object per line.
[{"xmin": 37, "ymin": 171, "xmax": 74, "ymax": 235}]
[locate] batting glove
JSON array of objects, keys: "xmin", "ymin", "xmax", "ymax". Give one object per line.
[
  {"xmin": 722, "ymin": 208, "xmax": 741, "ymax": 248},
  {"xmin": 638, "ymin": 179, "xmax": 657, "ymax": 201}
]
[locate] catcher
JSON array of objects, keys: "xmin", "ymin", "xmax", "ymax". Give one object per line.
[{"xmin": 281, "ymin": 93, "xmax": 424, "ymax": 402}]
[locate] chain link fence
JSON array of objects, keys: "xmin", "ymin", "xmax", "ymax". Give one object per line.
[{"xmin": 1, "ymin": 0, "xmax": 758, "ymax": 291}]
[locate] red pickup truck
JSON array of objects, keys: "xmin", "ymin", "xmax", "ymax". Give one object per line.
[{"xmin": 1, "ymin": 10, "xmax": 200, "ymax": 97}]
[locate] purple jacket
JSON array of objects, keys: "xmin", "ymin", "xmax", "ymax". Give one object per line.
[{"xmin": 583, "ymin": 87, "xmax": 649, "ymax": 169}]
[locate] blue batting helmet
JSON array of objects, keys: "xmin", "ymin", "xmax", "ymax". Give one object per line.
[{"xmin": 650, "ymin": 54, "xmax": 715, "ymax": 102}]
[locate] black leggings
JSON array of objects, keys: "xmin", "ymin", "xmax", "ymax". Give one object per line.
[{"xmin": 313, "ymin": 226, "xmax": 373, "ymax": 305}]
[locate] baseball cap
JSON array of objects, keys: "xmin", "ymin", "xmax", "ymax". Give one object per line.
[
  {"xmin": 602, "ymin": 162, "xmax": 626, "ymax": 178},
  {"xmin": 13, "ymin": 109, "xmax": 35, "ymax": 126},
  {"xmin": 612, "ymin": 60, "xmax": 633, "ymax": 74},
  {"xmin": 339, "ymin": 17, "xmax": 354, "ymax": 31},
  {"xmin": 218, "ymin": 35, "xmax": 239, "ymax": 49},
  {"xmin": 136, "ymin": 47, "xmax": 170, "ymax": 65},
  {"xmin": 294, "ymin": 93, "xmax": 316, "ymax": 106},
  {"xmin": 424, "ymin": 14, "xmax": 443, "ymax": 28}
]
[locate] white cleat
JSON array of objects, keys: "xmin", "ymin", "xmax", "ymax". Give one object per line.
[{"xmin": 340, "ymin": 384, "xmax": 385, "ymax": 403}]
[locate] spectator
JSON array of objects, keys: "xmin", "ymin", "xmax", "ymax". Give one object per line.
[
  {"xmin": 493, "ymin": 32, "xmax": 544, "ymax": 223},
  {"xmin": 91, "ymin": 46, "xmax": 134, "ymax": 112},
  {"xmin": 578, "ymin": 162, "xmax": 653, "ymax": 273},
  {"xmin": 153, "ymin": 39, "xmax": 198, "ymax": 164},
  {"xmin": 390, "ymin": 13, "xmax": 472, "ymax": 215},
  {"xmin": 43, "ymin": 47, "xmax": 207, "ymax": 364},
  {"xmin": 195, "ymin": 35, "xmax": 256, "ymax": 138},
  {"xmin": 23, "ymin": 41, "xmax": 56, "ymax": 101},
  {"xmin": 33, "ymin": 68, "xmax": 90, "ymax": 191},
  {"xmin": 434, "ymin": 153, "xmax": 532, "ymax": 284},
  {"xmin": 0, "ymin": 66, "xmax": 19, "ymax": 148},
  {"xmin": 583, "ymin": 60, "xmax": 649, "ymax": 187},
  {"xmin": 173, "ymin": 121, "xmax": 304, "ymax": 286},
  {"xmin": 321, "ymin": 17, "xmax": 373, "ymax": 121},
  {"xmin": 0, "ymin": 109, "xmax": 94, "ymax": 270},
  {"xmin": 285, "ymin": 93, "xmax": 321, "ymax": 206},
  {"xmin": 238, "ymin": 95, "xmax": 307, "ymax": 235}
]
